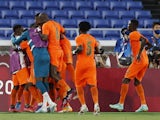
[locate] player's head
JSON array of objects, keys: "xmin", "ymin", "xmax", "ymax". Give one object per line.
[
  {"xmin": 35, "ymin": 12, "xmax": 49, "ymax": 26},
  {"xmin": 128, "ymin": 19, "xmax": 139, "ymax": 32},
  {"xmin": 35, "ymin": 13, "xmax": 41, "ymax": 26},
  {"xmin": 78, "ymin": 21, "xmax": 91, "ymax": 34},
  {"xmin": 13, "ymin": 24, "xmax": 24, "ymax": 36},
  {"xmin": 152, "ymin": 22, "xmax": 160, "ymax": 35}
]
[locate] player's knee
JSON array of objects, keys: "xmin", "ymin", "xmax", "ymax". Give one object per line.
[
  {"xmin": 122, "ymin": 78, "xmax": 131, "ymax": 84},
  {"xmin": 134, "ymin": 78, "xmax": 141, "ymax": 86}
]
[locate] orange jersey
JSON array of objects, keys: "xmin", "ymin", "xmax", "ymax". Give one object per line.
[
  {"xmin": 60, "ymin": 36, "xmax": 72, "ymax": 63},
  {"xmin": 76, "ymin": 34, "xmax": 98, "ymax": 66},
  {"xmin": 129, "ymin": 31, "xmax": 148, "ymax": 63},
  {"xmin": 42, "ymin": 20, "xmax": 65, "ymax": 52}
]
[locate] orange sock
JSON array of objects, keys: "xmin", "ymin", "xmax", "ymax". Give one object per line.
[
  {"xmin": 10, "ymin": 89, "xmax": 17, "ymax": 106},
  {"xmin": 76, "ymin": 87, "xmax": 85, "ymax": 105},
  {"xmin": 28, "ymin": 86, "xmax": 42, "ymax": 103},
  {"xmin": 17, "ymin": 86, "xmax": 24, "ymax": 102},
  {"xmin": 119, "ymin": 83, "xmax": 129, "ymax": 104},
  {"xmin": 135, "ymin": 84, "xmax": 146, "ymax": 104},
  {"xmin": 23, "ymin": 90, "xmax": 30, "ymax": 106},
  {"xmin": 90, "ymin": 86, "xmax": 98, "ymax": 104},
  {"xmin": 67, "ymin": 64, "xmax": 75, "ymax": 83},
  {"xmin": 57, "ymin": 79, "xmax": 70, "ymax": 91}
]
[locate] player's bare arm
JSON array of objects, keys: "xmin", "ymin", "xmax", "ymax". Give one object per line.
[
  {"xmin": 136, "ymin": 36, "xmax": 147, "ymax": 61},
  {"xmin": 73, "ymin": 45, "xmax": 83, "ymax": 55}
]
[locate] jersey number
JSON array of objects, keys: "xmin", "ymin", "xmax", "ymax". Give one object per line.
[{"xmin": 86, "ymin": 41, "xmax": 92, "ymax": 56}]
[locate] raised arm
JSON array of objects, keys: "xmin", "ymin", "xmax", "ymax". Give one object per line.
[{"xmin": 11, "ymin": 31, "xmax": 28, "ymax": 45}]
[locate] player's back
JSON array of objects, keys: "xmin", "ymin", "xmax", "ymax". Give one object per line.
[
  {"xmin": 42, "ymin": 20, "xmax": 62, "ymax": 51},
  {"xmin": 76, "ymin": 34, "xmax": 98, "ymax": 65}
]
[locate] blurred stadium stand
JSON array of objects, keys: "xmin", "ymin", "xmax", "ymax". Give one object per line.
[{"xmin": 0, "ymin": 0, "xmax": 159, "ymax": 49}]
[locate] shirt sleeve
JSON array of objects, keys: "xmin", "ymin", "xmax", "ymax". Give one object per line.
[
  {"xmin": 59, "ymin": 23, "xmax": 65, "ymax": 33},
  {"xmin": 75, "ymin": 36, "xmax": 83, "ymax": 47},
  {"xmin": 12, "ymin": 31, "xmax": 28, "ymax": 45}
]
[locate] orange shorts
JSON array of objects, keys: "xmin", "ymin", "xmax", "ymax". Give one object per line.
[
  {"xmin": 12, "ymin": 67, "xmax": 29, "ymax": 86},
  {"xmin": 125, "ymin": 61, "xmax": 148, "ymax": 81},
  {"xmin": 49, "ymin": 50, "xmax": 64, "ymax": 72},
  {"xmin": 75, "ymin": 65, "xmax": 97, "ymax": 87}
]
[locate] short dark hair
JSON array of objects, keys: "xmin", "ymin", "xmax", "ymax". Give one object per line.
[
  {"xmin": 130, "ymin": 19, "xmax": 139, "ymax": 28},
  {"xmin": 152, "ymin": 22, "xmax": 160, "ymax": 28},
  {"xmin": 79, "ymin": 21, "xmax": 91, "ymax": 32},
  {"xmin": 13, "ymin": 24, "xmax": 23, "ymax": 32}
]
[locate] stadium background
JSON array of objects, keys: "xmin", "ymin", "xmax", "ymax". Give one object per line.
[{"xmin": 0, "ymin": 0, "xmax": 160, "ymax": 112}]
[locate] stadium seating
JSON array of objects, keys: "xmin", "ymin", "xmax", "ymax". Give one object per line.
[
  {"xmin": 101, "ymin": 11, "xmax": 119, "ymax": 19},
  {"xmin": 18, "ymin": 10, "xmax": 34, "ymax": 19},
  {"xmin": 84, "ymin": 10, "xmax": 101, "ymax": 19},
  {"xmin": 1, "ymin": 10, "xmax": 19, "ymax": 19},
  {"xmin": 139, "ymin": 30, "xmax": 153, "ymax": 39},
  {"xmin": 110, "ymin": 19, "xmax": 128, "ymax": 28},
  {"xmin": 0, "ymin": 19, "xmax": 11, "ymax": 27},
  {"xmin": 59, "ymin": 1, "xmax": 76, "ymax": 10},
  {"xmin": 103, "ymin": 30, "xmax": 120, "ymax": 40},
  {"xmin": 89, "ymin": 30, "xmax": 104, "ymax": 40},
  {"xmin": 93, "ymin": 2, "xmax": 110, "ymax": 11},
  {"xmin": 92, "ymin": 19, "xmax": 111, "ymax": 28},
  {"xmin": 144, "ymin": 19, "xmax": 159, "ymax": 28},
  {"xmin": 126, "ymin": 1, "xmax": 143, "ymax": 10},
  {"xmin": 76, "ymin": 1, "xmax": 93, "ymax": 10},
  {"xmin": 65, "ymin": 30, "xmax": 77, "ymax": 40},
  {"xmin": 11, "ymin": 19, "xmax": 28, "ymax": 28},
  {"xmin": 9, "ymin": 1, "xmax": 26, "ymax": 10},
  {"xmin": 27, "ymin": 19, "xmax": 34, "ymax": 27},
  {"xmin": 0, "ymin": 0, "xmax": 158, "ymax": 42},
  {"xmin": 42, "ymin": 1, "xmax": 59, "ymax": 10},
  {"xmin": 135, "ymin": 10, "xmax": 152, "ymax": 19},
  {"xmin": 51, "ymin": 10, "xmax": 68, "ymax": 19},
  {"xmin": 68, "ymin": 11, "xmax": 85, "ymax": 19},
  {"xmin": 110, "ymin": 1, "xmax": 127, "ymax": 10},
  {"xmin": 60, "ymin": 19, "xmax": 77, "ymax": 28},
  {"xmin": 0, "ymin": 1, "xmax": 9, "ymax": 10},
  {"xmin": 26, "ymin": 1, "xmax": 43, "ymax": 10},
  {"xmin": 119, "ymin": 11, "xmax": 135, "ymax": 19}
]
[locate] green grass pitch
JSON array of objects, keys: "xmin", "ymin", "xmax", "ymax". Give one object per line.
[{"xmin": 0, "ymin": 112, "xmax": 160, "ymax": 120}]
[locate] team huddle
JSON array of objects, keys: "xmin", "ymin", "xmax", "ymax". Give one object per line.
[{"xmin": 9, "ymin": 12, "xmax": 151, "ymax": 114}]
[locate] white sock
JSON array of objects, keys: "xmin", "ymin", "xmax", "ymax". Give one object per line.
[
  {"xmin": 42, "ymin": 92, "xmax": 48, "ymax": 108},
  {"xmin": 43, "ymin": 92, "xmax": 54, "ymax": 105},
  {"xmin": 94, "ymin": 103, "xmax": 99, "ymax": 108},
  {"xmin": 82, "ymin": 104, "xmax": 87, "ymax": 108}
]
